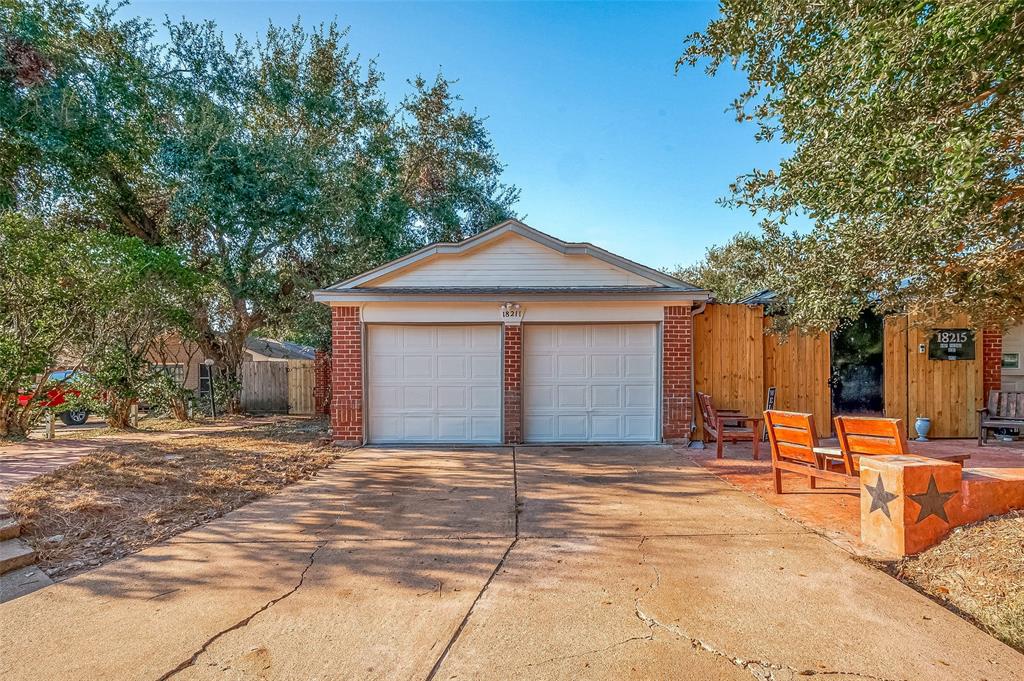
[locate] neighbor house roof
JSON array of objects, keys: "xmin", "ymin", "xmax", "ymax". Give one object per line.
[
  {"xmin": 244, "ymin": 337, "xmax": 315, "ymax": 361},
  {"xmin": 313, "ymin": 219, "xmax": 709, "ymax": 303}
]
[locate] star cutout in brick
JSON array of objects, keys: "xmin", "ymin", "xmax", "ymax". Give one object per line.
[
  {"xmin": 908, "ymin": 475, "xmax": 957, "ymax": 524},
  {"xmin": 864, "ymin": 475, "xmax": 898, "ymax": 520}
]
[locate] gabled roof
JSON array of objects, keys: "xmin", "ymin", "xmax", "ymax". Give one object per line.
[{"xmin": 315, "ymin": 220, "xmax": 706, "ymax": 301}]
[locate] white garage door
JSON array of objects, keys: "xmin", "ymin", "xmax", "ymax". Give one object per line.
[
  {"xmin": 524, "ymin": 324, "xmax": 658, "ymax": 442},
  {"xmin": 367, "ymin": 325, "xmax": 502, "ymax": 444}
]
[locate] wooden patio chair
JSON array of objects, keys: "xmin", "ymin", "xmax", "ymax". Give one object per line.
[
  {"xmin": 697, "ymin": 391, "xmax": 761, "ymax": 460},
  {"xmin": 764, "ymin": 410, "xmax": 855, "ymax": 494},
  {"xmin": 830, "ymin": 415, "xmax": 970, "ymax": 469},
  {"xmin": 832, "ymin": 416, "xmax": 908, "ymax": 468}
]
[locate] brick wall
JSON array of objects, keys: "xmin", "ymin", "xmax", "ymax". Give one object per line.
[
  {"xmin": 313, "ymin": 349, "xmax": 331, "ymax": 416},
  {"xmin": 982, "ymin": 328, "xmax": 1003, "ymax": 400},
  {"xmin": 663, "ymin": 305, "xmax": 693, "ymax": 444},
  {"xmin": 330, "ymin": 306, "xmax": 363, "ymax": 445},
  {"xmin": 503, "ymin": 325, "xmax": 523, "ymax": 444}
]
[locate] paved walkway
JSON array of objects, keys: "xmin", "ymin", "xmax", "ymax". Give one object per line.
[
  {"xmin": 0, "ymin": 445, "xmax": 1020, "ymax": 680},
  {"xmin": 691, "ymin": 438, "xmax": 1024, "ymax": 554},
  {"xmin": 0, "ymin": 418, "xmax": 280, "ymax": 498}
]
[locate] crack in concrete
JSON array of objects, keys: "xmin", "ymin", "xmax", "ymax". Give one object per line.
[
  {"xmin": 423, "ymin": 445, "xmax": 522, "ymax": 681},
  {"xmin": 155, "ymin": 540, "xmax": 328, "ymax": 680},
  {"xmin": 525, "ymin": 634, "xmax": 653, "ymax": 668},
  {"xmin": 632, "ymin": 537, "xmax": 905, "ymax": 681}
]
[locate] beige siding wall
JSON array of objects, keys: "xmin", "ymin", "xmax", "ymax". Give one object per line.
[{"xmin": 371, "ymin": 233, "xmax": 661, "ymax": 287}]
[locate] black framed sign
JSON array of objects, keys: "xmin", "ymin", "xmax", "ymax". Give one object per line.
[{"xmin": 928, "ymin": 329, "xmax": 976, "ymax": 361}]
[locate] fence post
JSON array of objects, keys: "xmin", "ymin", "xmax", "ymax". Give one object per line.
[{"xmin": 44, "ymin": 411, "xmax": 54, "ymax": 440}]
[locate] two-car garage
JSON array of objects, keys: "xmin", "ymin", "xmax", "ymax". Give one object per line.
[
  {"xmin": 314, "ymin": 220, "xmax": 707, "ymax": 446},
  {"xmin": 365, "ymin": 323, "xmax": 659, "ymax": 445}
]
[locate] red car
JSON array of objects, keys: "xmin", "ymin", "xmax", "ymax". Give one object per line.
[{"xmin": 17, "ymin": 370, "xmax": 90, "ymax": 426}]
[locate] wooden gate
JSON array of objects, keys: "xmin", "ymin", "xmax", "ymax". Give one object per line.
[
  {"xmin": 241, "ymin": 361, "xmax": 288, "ymax": 413},
  {"xmin": 286, "ymin": 360, "xmax": 314, "ymax": 415},
  {"xmin": 694, "ymin": 304, "xmax": 831, "ymax": 437},
  {"xmin": 883, "ymin": 314, "xmax": 983, "ymax": 438},
  {"xmin": 240, "ymin": 360, "xmax": 315, "ymax": 415}
]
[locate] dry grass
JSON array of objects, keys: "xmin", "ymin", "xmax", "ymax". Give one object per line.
[
  {"xmin": 7, "ymin": 419, "xmax": 336, "ymax": 580},
  {"xmin": 43, "ymin": 414, "xmax": 230, "ymax": 440},
  {"xmin": 896, "ymin": 511, "xmax": 1024, "ymax": 653}
]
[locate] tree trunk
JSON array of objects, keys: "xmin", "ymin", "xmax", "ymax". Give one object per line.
[
  {"xmin": 193, "ymin": 307, "xmax": 263, "ymax": 415},
  {"xmin": 105, "ymin": 397, "xmax": 135, "ymax": 430}
]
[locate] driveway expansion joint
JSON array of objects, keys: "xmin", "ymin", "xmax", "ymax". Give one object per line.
[
  {"xmin": 155, "ymin": 540, "xmax": 328, "ymax": 680},
  {"xmin": 424, "ymin": 445, "xmax": 522, "ymax": 681}
]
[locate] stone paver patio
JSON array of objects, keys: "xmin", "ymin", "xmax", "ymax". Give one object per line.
[{"xmin": 1, "ymin": 445, "xmax": 1021, "ymax": 680}]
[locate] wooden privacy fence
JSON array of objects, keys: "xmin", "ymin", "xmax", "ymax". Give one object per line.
[
  {"xmin": 240, "ymin": 360, "xmax": 315, "ymax": 415},
  {"xmin": 693, "ymin": 304, "xmax": 832, "ymax": 438},
  {"xmin": 884, "ymin": 314, "xmax": 982, "ymax": 438}
]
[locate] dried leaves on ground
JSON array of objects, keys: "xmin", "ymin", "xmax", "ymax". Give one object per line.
[
  {"xmin": 896, "ymin": 511, "xmax": 1024, "ymax": 653},
  {"xmin": 7, "ymin": 419, "xmax": 336, "ymax": 580}
]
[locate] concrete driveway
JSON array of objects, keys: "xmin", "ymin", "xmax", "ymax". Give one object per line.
[{"xmin": 1, "ymin": 445, "xmax": 1021, "ymax": 680}]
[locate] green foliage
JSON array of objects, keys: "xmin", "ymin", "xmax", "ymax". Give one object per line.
[
  {"xmin": 670, "ymin": 232, "xmax": 771, "ymax": 303},
  {"xmin": 0, "ymin": 211, "xmax": 186, "ymax": 434},
  {"xmin": 682, "ymin": 2, "xmax": 1024, "ymax": 331},
  {"xmin": 2, "ymin": 1, "xmax": 519, "ymax": 419}
]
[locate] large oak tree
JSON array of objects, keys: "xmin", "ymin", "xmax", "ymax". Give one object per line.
[{"xmin": 681, "ymin": 1, "xmax": 1024, "ymax": 331}]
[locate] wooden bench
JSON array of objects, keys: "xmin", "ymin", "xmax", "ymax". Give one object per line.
[
  {"xmin": 978, "ymin": 390, "xmax": 1024, "ymax": 446},
  {"xmin": 697, "ymin": 391, "xmax": 761, "ymax": 459}
]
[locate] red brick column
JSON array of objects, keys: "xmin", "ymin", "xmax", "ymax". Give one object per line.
[
  {"xmin": 313, "ymin": 349, "xmax": 331, "ymax": 416},
  {"xmin": 663, "ymin": 305, "xmax": 693, "ymax": 444},
  {"xmin": 982, "ymin": 328, "xmax": 1003, "ymax": 401},
  {"xmin": 330, "ymin": 306, "xmax": 363, "ymax": 445},
  {"xmin": 503, "ymin": 324, "xmax": 522, "ymax": 444}
]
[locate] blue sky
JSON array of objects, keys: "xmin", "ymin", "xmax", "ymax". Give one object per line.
[{"xmin": 116, "ymin": 1, "xmax": 787, "ymax": 270}]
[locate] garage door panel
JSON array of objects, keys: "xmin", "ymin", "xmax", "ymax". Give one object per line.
[
  {"xmin": 557, "ymin": 355, "xmax": 587, "ymax": 378},
  {"xmin": 625, "ymin": 415, "xmax": 656, "ymax": 440},
  {"xmin": 370, "ymin": 416, "xmax": 402, "ymax": 441},
  {"xmin": 368, "ymin": 325, "xmax": 501, "ymax": 444},
  {"xmin": 437, "ymin": 355, "xmax": 467, "ymax": 379},
  {"xmin": 591, "ymin": 415, "xmax": 621, "ymax": 439},
  {"xmin": 592, "ymin": 385, "xmax": 622, "ymax": 409},
  {"xmin": 591, "ymin": 325, "xmax": 621, "ymax": 347},
  {"xmin": 471, "ymin": 417, "xmax": 501, "ymax": 440},
  {"xmin": 437, "ymin": 417, "xmax": 468, "ymax": 440},
  {"xmin": 524, "ymin": 324, "xmax": 658, "ymax": 443},
  {"xmin": 403, "ymin": 355, "xmax": 433, "ymax": 378},
  {"xmin": 404, "ymin": 386, "xmax": 433, "ymax": 409},
  {"xmin": 624, "ymin": 385, "xmax": 655, "ymax": 409},
  {"xmin": 625, "ymin": 324, "xmax": 656, "ymax": 348},
  {"xmin": 557, "ymin": 326, "xmax": 588, "ymax": 347},
  {"xmin": 470, "ymin": 355, "xmax": 500, "ymax": 379},
  {"xmin": 591, "ymin": 355, "xmax": 621, "ymax": 378},
  {"xmin": 525, "ymin": 385, "xmax": 555, "ymax": 409},
  {"xmin": 557, "ymin": 385, "xmax": 587, "ymax": 409},
  {"xmin": 526, "ymin": 354, "xmax": 554, "ymax": 379},
  {"xmin": 557, "ymin": 415, "xmax": 588, "ymax": 439},
  {"xmin": 402, "ymin": 326, "xmax": 434, "ymax": 348},
  {"xmin": 404, "ymin": 416, "xmax": 434, "ymax": 439},
  {"xmin": 624, "ymin": 355, "xmax": 655, "ymax": 378},
  {"xmin": 435, "ymin": 326, "xmax": 469, "ymax": 349},
  {"xmin": 471, "ymin": 326, "xmax": 501, "ymax": 350},
  {"xmin": 437, "ymin": 385, "xmax": 467, "ymax": 410},
  {"xmin": 470, "ymin": 386, "xmax": 500, "ymax": 410},
  {"xmin": 524, "ymin": 415, "xmax": 555, "ymax": 440},
  {"xmin": 370, "ymin": 355, "xmax": 401, "ymax": 379}
]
